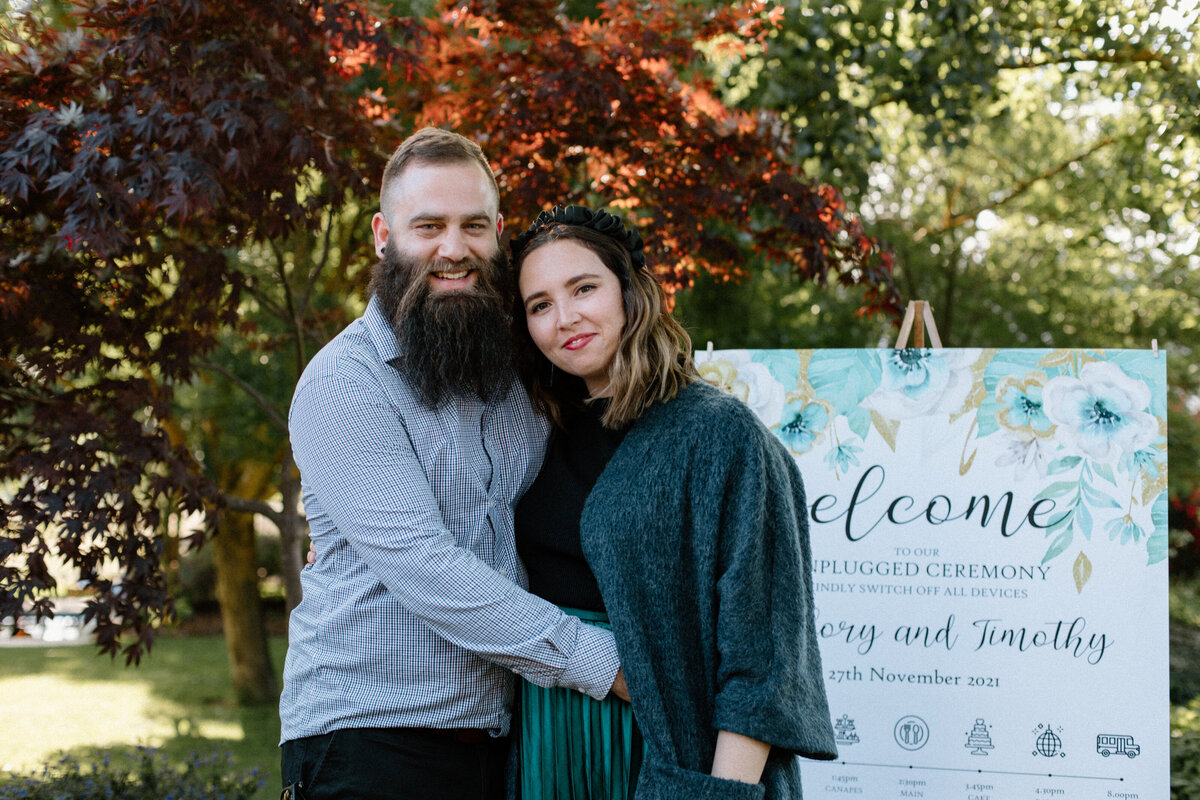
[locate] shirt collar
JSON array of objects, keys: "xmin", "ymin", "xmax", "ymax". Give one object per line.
[{"xmin": 363, "ymin": 294, "xmax": 403, "ymax": 367}]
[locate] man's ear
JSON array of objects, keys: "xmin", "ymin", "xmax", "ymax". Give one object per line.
[
  {"xmin": 371, "ymin": 212, "xmax": 390, "ymax": 259},
  {"xmin": 496, "ymin": 213, "xmax": 504, "ymax": 237}
]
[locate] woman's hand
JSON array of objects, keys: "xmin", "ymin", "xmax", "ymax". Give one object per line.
[{"xmin": 711, "ymin": 730, "xmax": 769, "ymax": 784}]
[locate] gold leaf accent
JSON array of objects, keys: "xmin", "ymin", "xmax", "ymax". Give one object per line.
[
  {"xmin": 870, "ymin": 410, "xmax": 900, "ymax": 452},
  {"xmin": 950, "ymin": 351, "xmax": 994, "ymax": 423},
  {"xmin": 795, "ymin": 349, "xmax": 815, "ymax": 395},
  {"xmin": 1038, "ymin": 349, "xmax": 1076, "ymax": 368},
  {"xmin": 1141, "ymin": 468, "xmax": 1168, "ymax": 507},
  {"xmin": 1073, "ymin": 551, "xmax": 1093, "ymax": 594},
  {"xmin": 959, "ymin": 418, "xmax": 979, "ymax": 475}
]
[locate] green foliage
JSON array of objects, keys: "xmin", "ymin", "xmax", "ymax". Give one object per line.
[
  {"xmin": 1174, "ymin": 726, "xmax": 1200, "ymax": 800},
  {"xmin": 675, "ymin": 260, "xmax": 892, "ymax": 350},
  {"xmin": 1171, "ymin": 577, "xmax": 1200, "ymax": 797},
  {"xmin": 0, "ymin": 749, "xmax": 264, "ymax": 800}
]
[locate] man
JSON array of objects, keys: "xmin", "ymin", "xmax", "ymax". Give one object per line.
[{"xmin": 281, "ymin": 128, "xmax": 623, "ymax": 800}]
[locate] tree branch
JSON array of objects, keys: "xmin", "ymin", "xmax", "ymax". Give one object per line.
[
  {"xmin": 242, "ymin": 281, "xmax": 289, "ymax": 322},
  {"xmin": 198, "ymin": 359, "xmax": 289, "ymax": 434},
  {"xmin": 304, "ymin": 200, "xmax": 337, "ymax": 313},
  {"xmin": 1004, "ymin": 48, "xmax": 1174, "ymax": 72},
  {"xmin": 219, "ymin": 492, "xmax": 285, "ymax": 528},
  {"xmin": 913, "ymin": 134, "xmax": 1117, "ymax": 241}
]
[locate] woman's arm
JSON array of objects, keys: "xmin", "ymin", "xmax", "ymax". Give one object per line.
[{"xmin": 711, "ymin": 730, "xmax": 770, "ymax": 783}]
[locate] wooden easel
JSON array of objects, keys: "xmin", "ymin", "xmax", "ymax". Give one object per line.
[{"xmin": 893, "ymin": 300, "xmax": 943, "ymax": 348}]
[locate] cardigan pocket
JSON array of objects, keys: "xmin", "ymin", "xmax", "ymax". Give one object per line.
[{"xmin": 636, "ymin": 758, "xmax": 766, "ymax": 800}]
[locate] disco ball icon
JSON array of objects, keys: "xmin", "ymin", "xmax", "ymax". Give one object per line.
[{"xmin": 1033, "ymin": 723, "xmax": 1066, "ymax": 758}]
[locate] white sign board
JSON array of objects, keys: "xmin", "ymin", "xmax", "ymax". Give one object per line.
[{"xmin": 698, "ymin": 348, "xmax": 1168, "ymax": 800}]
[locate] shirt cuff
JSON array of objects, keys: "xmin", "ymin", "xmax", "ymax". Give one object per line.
[{"xmin": 557, "ymin": 622, "xmax": 621, "ymax": 700}]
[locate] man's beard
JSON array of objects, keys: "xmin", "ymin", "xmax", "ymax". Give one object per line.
[{"xmin": 369, "ymin": 242, "xmax": 514, "ymax": 408}]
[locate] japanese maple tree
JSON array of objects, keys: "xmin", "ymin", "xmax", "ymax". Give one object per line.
[{"xmin": 0, "ymin": 0, "xmax": 417, "ymax": 663}]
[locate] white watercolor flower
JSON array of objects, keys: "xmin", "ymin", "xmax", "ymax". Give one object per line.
[
  {"xmin": 860, "ymin": 348, "xmax": 977, "ymax": 420},
  {"xmin": 1042, "ymin": 361, "xmax": 1158, "ymax": 463},
  {"xmin": 697, "ymin": 350, "xmax": 786, "ymax": 425},
  {"xmin": 994, "ymin": 434, "xmax": 1050, "ymax": 478}
]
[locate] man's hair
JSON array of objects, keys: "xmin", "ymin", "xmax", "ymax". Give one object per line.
[
  {"xmin": 380, "ymin": 127, "xmax": 500, "ymax": 210},
  {"xmin": 512, "ymin": 225, "xmax": 696, "ymax": 430}
]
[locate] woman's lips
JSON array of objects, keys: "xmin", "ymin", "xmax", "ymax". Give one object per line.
[{"xmin": 563, "ymin": 333, "xmax": 595, "ymax": 351}]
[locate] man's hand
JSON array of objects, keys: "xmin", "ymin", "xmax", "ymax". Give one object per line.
[
  {"xmin": 306, "ymin": 541, "xmax": 316, "ymax": 566},
  {"xmin": 608, "ymin": 668, "xmax": 630, "ymax": 702}
]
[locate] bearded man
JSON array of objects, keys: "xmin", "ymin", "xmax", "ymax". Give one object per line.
[{"xmin": 280, "ymin": 128, "xmax": 623, "ymax": 800}]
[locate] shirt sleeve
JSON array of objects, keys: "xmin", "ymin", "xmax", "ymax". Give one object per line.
[
  {"xmin": 290, "ymin": 366, "xmax": 620, "ymax": 700},
  {"xmin": 709, "ymin": 409, "xmax": 838, "ymax": 759}
]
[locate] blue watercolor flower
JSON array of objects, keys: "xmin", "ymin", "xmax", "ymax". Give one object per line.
[
  {"xmin": 995, "ymin": 374, "xmax": 1052, "ymax": 436},
  {"xmin": 881, "ymin": 348, "xmax": 947, "ymax": 399},
  {"xmin": 1104, "ymin": 514, "xmax": 1142, "ymax": 544},
  {"xmin": 777, "ymin": 401, "xmax": 829, "ymax": 454},
  {"xmin": 1120, "ymin": 448, "xmax": 1161, "ymax": 479},
  {"xmin": 824, "ymin": 441, "xmax": 863, "ymax": 473}
]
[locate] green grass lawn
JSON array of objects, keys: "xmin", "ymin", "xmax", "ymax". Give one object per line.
[{"xmin": 0, "ymin": 634, "xmax": 287, "ymax": 800}]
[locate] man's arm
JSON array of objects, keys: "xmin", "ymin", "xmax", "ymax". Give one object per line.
[{"xmin": 291, "ymin": 369, "xmax": 620, "ymax": 699}]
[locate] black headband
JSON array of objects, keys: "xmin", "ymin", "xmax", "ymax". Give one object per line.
[{"xmin": 510, "ymin": 205, "xmax": 646, "ymax": 270}]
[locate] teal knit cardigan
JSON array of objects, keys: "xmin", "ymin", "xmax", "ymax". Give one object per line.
[{"xmin": 581, "ymin": 380, "xmax": 837, "ymax": 800}]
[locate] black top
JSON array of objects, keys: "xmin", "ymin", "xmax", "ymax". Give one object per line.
[{"xmin": 515, "ymin": 401, "xmax": 628, "ymax": 612}]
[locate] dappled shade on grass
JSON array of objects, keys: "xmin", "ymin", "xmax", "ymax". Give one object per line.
[{"xmin": 0, "ymin": 635, "xmax": 285, "ymax": 800}]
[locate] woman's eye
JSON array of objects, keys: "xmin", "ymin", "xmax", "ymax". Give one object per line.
[
  {"xmin": 577, "ymin": 284, "xmax": 596, "ymax": 295},
  {"xmin": 529, "ymin": 301, "xmax": 549, "ymax": 314}
]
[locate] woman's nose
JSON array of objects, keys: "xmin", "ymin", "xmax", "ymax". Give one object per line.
[{"xmin": 556, "ymin": 302, "xmax": 580, "ymax": 329}]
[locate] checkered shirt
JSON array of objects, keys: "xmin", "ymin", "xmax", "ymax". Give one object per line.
[{"xmin": 280, "ymin": 296, "xmax": 620, "ymax": 742}]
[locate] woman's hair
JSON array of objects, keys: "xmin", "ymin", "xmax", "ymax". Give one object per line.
[{"xmin": 511, "ymin": 209, "xmax": 696, "ymax": 429}]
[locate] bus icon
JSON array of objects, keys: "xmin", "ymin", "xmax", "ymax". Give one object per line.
[{"xmin": 1096, "ymin": 734, "xmax": 1140, "ymax": 758}]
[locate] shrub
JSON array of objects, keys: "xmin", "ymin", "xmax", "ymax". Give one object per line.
[
  {"xmin": 1174, "ymin": 729, "xmax": 1200, "ymax": 800},
  {"xmin": 0, "ymin": 748, "xmax": 264, "ymax": 799}
]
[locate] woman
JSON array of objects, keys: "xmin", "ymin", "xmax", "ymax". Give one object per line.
[{"xmin": 510, "ymin": 205, "xmax": 837, "ymax": 800}]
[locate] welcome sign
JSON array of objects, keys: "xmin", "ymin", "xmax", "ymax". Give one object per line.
[{"xmin": 697, "ymin": 348, "xmax": 1167, "ymax": 800}]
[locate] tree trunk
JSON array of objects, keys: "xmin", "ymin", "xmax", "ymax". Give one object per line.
[
  {"xmin": 213, "ymin": 461, "xmax": 279, "ymax": 706},
  {"xmin": 279, "ymin": 448, "xmax": 306, "ymax": 616}
]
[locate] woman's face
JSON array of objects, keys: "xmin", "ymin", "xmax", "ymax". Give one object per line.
[{"xmin": 518, "ymin": 239, "xmax": 626, "ymax": 397}]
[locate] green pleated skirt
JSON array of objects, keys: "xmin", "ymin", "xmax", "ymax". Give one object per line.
[{"xmin": 519, "ymin": 607, "xmax": 643, "ymax": 800}]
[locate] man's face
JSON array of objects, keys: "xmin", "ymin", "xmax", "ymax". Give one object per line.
[{"xmin": 371, "ymin": 161, "xmax": 503, "ymax": 294}]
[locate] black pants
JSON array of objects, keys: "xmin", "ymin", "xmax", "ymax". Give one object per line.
[{"xmin": 281, "ymin": 727, "xmax": 510, "ymax": 800}]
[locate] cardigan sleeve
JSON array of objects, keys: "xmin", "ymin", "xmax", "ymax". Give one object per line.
[{"xmin": 709, "ymin": 408, "xmax": 838, "ymax": 760}]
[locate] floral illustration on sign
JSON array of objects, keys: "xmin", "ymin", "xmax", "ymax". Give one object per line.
[
  {"xmin": 696, "ymin": 350, "xmax": 786, "ymax": 426},
  {"xmin": 700, "ymin": 347, "xmax": 1167, "ymax": 567},
  {"xmin": 1024, "ymin": 356, "xmax": 1166, "ymax": 565},
  {"xmin": 860, "ymin": 348, "xmax": 977, "ymax": 421},
  {"xmin": 777, "ymin": 400, "xmax": 830, "ymax": 455}
]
